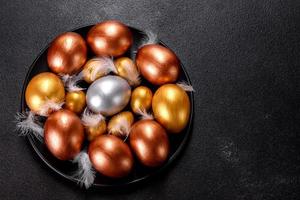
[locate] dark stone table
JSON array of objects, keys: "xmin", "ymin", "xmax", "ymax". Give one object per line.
[{"xmin": 0, "ymin": 0, "xmax": 299, "ymax": 199}]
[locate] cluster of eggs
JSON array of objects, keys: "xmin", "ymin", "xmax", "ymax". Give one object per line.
[{"xmin": 25, "ymin": 20, "xmax": 191, "ymax": 179}]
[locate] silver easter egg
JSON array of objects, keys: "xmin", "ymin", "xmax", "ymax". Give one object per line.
[{"xmin": 86, "ymin": 75, "xmax": 131, "ymax": 116}]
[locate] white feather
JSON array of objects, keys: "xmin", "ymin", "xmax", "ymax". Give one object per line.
[
  {"xmin": 89, "ymin": 57, "xmax": 116, "ymax": 82},
  {"xmin": 37, "ymin": 100, "xmax": 64, "ymax": 117},
  {"xmin": 139, "ymin": 30, "xmax": 158, "ymax": 48},
  {"xmin": 136, "ymin": 108, "xmax": 154, "ymax": 120},
  {"xmin": 109, "ymin": 117, "xmax": 131, "ymax": 139},
  {"xmin": 81, "ymin": 108, "xmax": 104, "ymax": 127},
  {"xmin": 123, "ymin": 61, "xmax": 141, "ymax": 86},
  {"xmin": 131, "ymin": 31, "xmax": 158, "ymax": 60},
  {"xmin": 15, "ymin": 111, "xmax": 44, "ymax": 142},
  {"xmin": 177, "ymin": 81, "xmax": 195, "ymax": 92},
  {"xmin": 61, "ymin": 73, "xmax": 84, "ymax": 92},
  {"xmin": 72, "ymin": 151, "xmax": 95, "ymax": 189}
]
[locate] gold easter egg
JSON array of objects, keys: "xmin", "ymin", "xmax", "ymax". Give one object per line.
[
  {"xmin": 65, "ymin": 91, "xmax": 86, "ymax": 114},
  {"xmin": 85, "ymin": 120, "xmax": 107, "ymax": 141},
  {"xmin": 152, "ymin": 84, "xmax": 190, "ymax": 133},
  {"xmin": 130, "ymin": 86, "xmax": 153, "ymax": 114},
  {"xmin": 108, "ymin": 111, "xmax": 134, "ymax": 138},
  {"xmin": 114, "ymin": 57, "xmax": 140, "ymax": 86},
  {"xmin": 25, "ymin": 72, "xmax": 65, "ymax": 115},
  {"xmin": 82, "ymin": 58, "xmax": 110, "ymax": 83}
]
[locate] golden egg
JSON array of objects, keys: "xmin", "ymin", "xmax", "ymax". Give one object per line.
[
  {"xmin": 65, "ymin": 91, "xmax": 86, "ymax": 114},
  {"xmin": 114, "ymin": 57, "xmax": 140, "ymax": 86},
  {"xmin": 152, "ymin": 84, "xmax": 190, "ymax": 133},
  {"xmin": 130, "ymin": 86, "xmax": 153, "ymax": 114},
  {"xmin": 85, "ymin": 120, "xmax": 107, "ymax": 141},
  {"xmin": 108, "ymin": 111, "xmax": 134, "ymax": 138},
  {"xmin": 25, "ymin": 72, "xmax": 65, "ymax": 115},
  {"xmin": 82, "ymin": 58, "xmax": 112, "ymax": 83}
]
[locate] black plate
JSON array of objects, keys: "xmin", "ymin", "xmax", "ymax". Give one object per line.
[{"xmin": 20, "ymin": 25, "xmax": 194, "ymax": 188}]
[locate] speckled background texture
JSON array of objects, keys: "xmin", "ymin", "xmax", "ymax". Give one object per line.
[{"xmin": 0, "ymin": 0, "xmax": 299, "ymax": 199}]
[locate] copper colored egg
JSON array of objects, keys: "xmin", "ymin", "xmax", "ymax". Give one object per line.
[
  {"xmin": 129, "ymin": 119, "xmax": 169, "ymax": 167},
  {"xmin": 87, "ymin": 20, "xmax": 133, "ymax": 57},
  {"xmin": 136, "ymin": 44, "xmax": 180, "ymax": 85},
  {"xmin": 88, "ymin": 135, "xmax": 134, "ymax": 178},
  {"xmin": 47, "ymin": 32, "xmax": 87, "ymax": 75},
  {"xmin": 44, "ymin": 109, "xmax": 85, "ymax": 160}
]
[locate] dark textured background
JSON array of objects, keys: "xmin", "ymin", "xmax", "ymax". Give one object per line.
[{"xmin": 0, "ymin": 0, "xmax": 299, "ymax": 199}]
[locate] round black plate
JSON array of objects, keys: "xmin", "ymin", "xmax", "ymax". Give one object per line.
[{"xmin": 20, "ymin": 25, "xmax": 194, "ymax": 188}]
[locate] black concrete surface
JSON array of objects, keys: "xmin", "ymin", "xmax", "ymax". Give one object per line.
[{"xmin": 0, "ymin": 0, "xmax": 299, "ymax": 199}]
